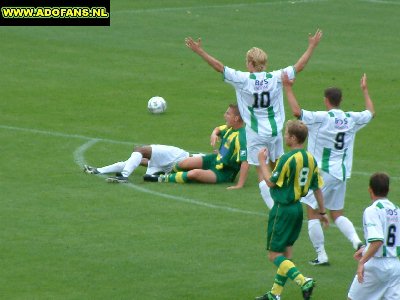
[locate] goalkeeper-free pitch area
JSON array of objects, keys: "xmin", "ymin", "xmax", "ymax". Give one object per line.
[{"xmin": 1, "ymin": 0, "xmax": 399, "ymax": 299}]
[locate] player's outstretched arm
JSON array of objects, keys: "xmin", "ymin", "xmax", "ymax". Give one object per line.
[
  {"xmin": 185, "ymin": 37, "xmax": 224, "ymax": 73},
  {"xmin": 293, "ymin": 29, "xmax": 323, "ymax": 73},
  {"xmin": 360, "ymin": 73, "xmax": 375, "ymax": 116},
  {"xmin": 227, "ymin": 161, "xmax": 249, "ymax": 190},
  {"xmin": 282, "ymin": 72, "xmax": 301, "ymax": 118}
]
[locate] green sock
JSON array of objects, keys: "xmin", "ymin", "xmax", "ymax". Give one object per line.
[
  {"xmin": 166, "ymin": 172, "xmax": 189, "ymax": 183},
  {"xmin": 172, "ymin": 163, "xmax": 184, "ymax": 173},
  {"xmin": 273, "ymin": 256, "xmax": 306, "ymax": 287}
]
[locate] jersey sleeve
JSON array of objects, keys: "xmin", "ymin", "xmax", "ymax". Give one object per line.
[
  {"xmin": 309, "ymin": 165, "xmax": 324, "ymax": 191},
  {"xmin": 276, "ymin": 66, "xmax": 296, "ymax": 82},
  {"xmin": 218, "ymin": 124, "xmax": 228, "ymax": 137},
  {"xmin": 237, "ymin": 128, "xmax": 247, "ymax": 162},
  {"xmin": 347, "ymin": 110, "xmax": 373, "ymax": 132},
  {"xmin": 269, "ymin": 156, "xmax": 285, "ymax": 186},
  {"xmin": 364, "ymin": 206, "xmax": 385, "ymax": 242},
  {"xmin": 300, "ymin": 109, "xmax": 327, "ymax": 125},
  {"xmin": 223, "ymin": 66, "xmax": 248, "ymax": 88}
]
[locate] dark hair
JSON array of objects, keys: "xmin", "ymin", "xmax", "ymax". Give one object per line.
[
  {"xmin": 286, "ymin": 119, "xmax": 308, "ymax": 144},
  {"xmin": 369, "ymin": 172, "xmax": 390, "ymax": 197},
  {"xmin": 324, "ymin": 87, "xmax": 342, "ymax": 107}
]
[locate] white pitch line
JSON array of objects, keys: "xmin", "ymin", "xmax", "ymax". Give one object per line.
[
  {"xmin": 112, "ymin": 0, "xmax": 328, "ymax": 15},
  {"xmin": 73, "ymin": 139, "xmax": 264, "ymax": 216},
  {"xmin": 2, "ymin": 124, "xmax": 398, "ymax": 224},
  {"xmin": 0, "ymin": 124, "xmax": 134, "ymax": 145},
  {"xmin": 3, "ymin": 124, "xmax": 397, "ymax": 180},
  {"xmin": 360, "ymin": 0, "xmax": 400, "ymax": 4}
]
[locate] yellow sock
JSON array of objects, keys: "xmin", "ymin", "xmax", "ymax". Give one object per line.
[{"xmin": 274, "ymin": 256, "xmax": 306, "ymax": 287}]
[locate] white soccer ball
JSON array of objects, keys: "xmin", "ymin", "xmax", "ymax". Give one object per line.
[{"xmin": 147, "ymin": 96, "xmax": 167, "ymax": 114}]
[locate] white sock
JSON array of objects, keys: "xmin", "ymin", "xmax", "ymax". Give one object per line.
[
  {"xmin": 335, "ymin": 216, "xmax": 362, "ymax": 249},
  {"xmin": 308, "ymin": 219, "xmax": 328, "ymax": 261},
  {"xmin": 259, "ymin": 180, "xmax": 274, "ymax": 209},
  {"xmin": 97, "ymin": 162, "xmax": 126, "ymax": 174},
  {"xmin": 121, "ymin": 152, "xmax": 143, "ymax": 178}
]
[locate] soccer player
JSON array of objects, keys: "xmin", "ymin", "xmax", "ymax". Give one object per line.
[
  {"xmin": 256, "ymin": 120, "xmax": 329, "ymax": 300},
  {"xmin": 185, "ymin": 29, "xmax": 322, "ymax": 207},
  {"xmin": 282, "ymin": 73, "xmax": 375, "ymax": 265},
  {"xmin": 348, "ymin": 172, "xmax": 400, "ymax": 300},
  {"xmin": 83, "ymin": 144, "xmax": 190, "ymax": 183},
  {"xmin": 144, "ymin": 104, "xmax": 249, "ymax": 189}
]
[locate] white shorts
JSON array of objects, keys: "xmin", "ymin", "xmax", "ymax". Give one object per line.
[
  {"xmin": 146, "ymin": 145, "xmax": 189, "ymax": 175},
  {"xmin": 348, "ymin": 257, "xmax": 400, "ymax": 300},
  {"xmin": 245, "ymin": 127, "xmax": 284, "ymax": 165},
  {"xmin": 301, "ymin": 171, "xmax": 346, "ymax": 210}
]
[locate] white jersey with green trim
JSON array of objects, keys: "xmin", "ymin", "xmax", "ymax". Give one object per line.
[
  {"xmin": 301, "ymin": 108, "xmax": 373, "ymax": 181},
  {"xmin": 363, "ymin": 199, "xmax": 400, "ymax": 258},
  {"xmin": 223, "ymin": 66, "xmax": 295, "ymax": 137}
]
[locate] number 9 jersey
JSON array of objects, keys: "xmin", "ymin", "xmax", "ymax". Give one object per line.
[{"xmin": 300, "ymin": 109, "xmax": 373, "ymax": 181}]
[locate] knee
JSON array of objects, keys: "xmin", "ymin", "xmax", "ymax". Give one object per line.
[
  {"xmin": 134, "ymin": 145, "xmax": 151, "ymax": 159},
  {"xmin": 331, "ymin": 210, "xmax": 343, "ymax": 221},
  {"xmin": 178, "ymin": 159, "xmax": 191, "ymax": 170},
  {"xmin": 187, "ymin": 169, "xmax": 199, "ymax": 180}
]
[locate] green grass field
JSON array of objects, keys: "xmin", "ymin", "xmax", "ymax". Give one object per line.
[{"xmin": 1, "ymin": 0, "xmax": 400, "ymax": 299}]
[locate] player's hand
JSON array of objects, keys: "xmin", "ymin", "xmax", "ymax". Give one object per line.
[
  {"xmin": 185, "ymin": 37, "xmax": 202, "ymax": 52},
  {"xmin": 258, "ymin": 148, "xmax": 269, "ymax": 162},
  {"xmin": 226, "ymin": 185, "xmax": 243, "ymax": 190},
  {"xmin": 353, "ymin": 246, "xmax": 364, "ymax": 261},
  {"xmin": 210, "ymin": 132, "xmax": 219, "ymax": 147},
  {"xmin": 320, "ymin": 214, "xmax": 330, "ymax": 228},
  {"xmin": 308, "ymin": 28, "xmax": 323, "ymax": 48},
  {"xmin": 357, "ymin": 262, "xmax": 365, "ymax": 283},
  {"xmin": 281, "ymin": 71, "xmax": 295, "ymax": 88},
  {"xmin": 360, "ymin": 73, "xmax": 368, "ymax": 91}
]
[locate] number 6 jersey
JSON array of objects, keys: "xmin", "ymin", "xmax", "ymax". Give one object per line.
[{"xmin": 363, "ymin": 199, "xmax": 400, "ymax": 258}]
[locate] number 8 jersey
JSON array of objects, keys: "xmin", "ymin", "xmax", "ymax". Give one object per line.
[
  {"xmin": 363, "ymin": 199, "xmax": 400, "ymax": 258},
  {"xmin": 301, "ymin": 109, "xmax": 373, "ymax": 181}
]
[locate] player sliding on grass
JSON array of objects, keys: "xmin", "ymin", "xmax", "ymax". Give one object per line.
[
  {"xmin": 144, "ymin": 104, "xmax": 249, "ymax": 189},
  {"xmin": 185, "ymin": 29, "xmax": 322, "ymax": 208},
  {"xmin": 282, "ymin": 72, "xmax": 375, "ymax": 266}
]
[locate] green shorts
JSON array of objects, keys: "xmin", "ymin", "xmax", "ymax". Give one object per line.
[
  {"xmin": 202, "ymin": 154, "xmax": 238, "ymax": 183},
  {"xmin": 266, "ymin": 201, "xmax": 303, "ymax": 253}
]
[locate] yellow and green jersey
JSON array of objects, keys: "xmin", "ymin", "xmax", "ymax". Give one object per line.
[
  {"xmin": 270, "ymin": 149, "xmax": 323, "ymax": 205},
  {"xmin": 215, "ymin": 124, "xmax": 247, "ymax": 173}
]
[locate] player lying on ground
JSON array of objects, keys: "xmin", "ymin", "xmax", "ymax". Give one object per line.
[
  {"xmin": 144, "ymin": 104, "xmax": 249, "ymax": 190},
  {"xmin": 83, "ymin": 144, "xmax": 190, "ymax": 183}
]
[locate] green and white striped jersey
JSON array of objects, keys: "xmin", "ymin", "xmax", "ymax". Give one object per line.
[
  {"xmin": 223, "ymin": 65, "xmax": 295, "ymax": 137},
  {"xmin": 301, "ymin": 108, "xmax": 373, "ymax": 181},
  {"xmin": 363, "ymin": 199, "xmax": 400, "ymax": 258}
]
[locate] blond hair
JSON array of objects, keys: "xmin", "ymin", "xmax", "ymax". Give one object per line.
[
  {"xmin": 246, "ymin": 47, "xmax": 267, "ymax": 72},
  {"xmin": 286, "ymin": 120, "xmax": 308, "ymax": 144}
]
